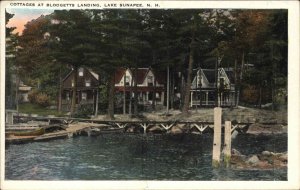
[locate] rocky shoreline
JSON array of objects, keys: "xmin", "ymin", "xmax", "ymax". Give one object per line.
[{"xmin": 230, "ymin": 149, "xmax": 287, "ymax": 170}]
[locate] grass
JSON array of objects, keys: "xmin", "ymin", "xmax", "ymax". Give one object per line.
[{"xmin": 19, "ymin": 103, "xmax": 66, "ymax": 117}]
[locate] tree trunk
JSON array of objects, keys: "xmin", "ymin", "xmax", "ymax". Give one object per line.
[
  {"xmin": 152, "ymin": 73, "xmax": 157, "ymax": 110},
  {"xmin": 166, "ymin": 66, "xmax": 170, "ymax": 113},
  {"xmin": 107, "ymin": 73, "xmax": 115, "ymax": 120},
  {"xmin": 215, "ymin": 57, "xmax": 219, "ymax": 107},
  {"xmin": 58, "ymin": 68, "xmax": 62, "ymax": 113},
  {"xmin": 182, "ymin": 38, "xmax": 195, "ymax": 115},
  {"xmin": 133, "ymin": 66, "xmax": 138, "ymax": 116},
  {"xmin": 234, "ymin": 59, "xmax": 239, "ymax": 107},
  {"xmin": 259, "ymin": 85, "xmax": 262, "ymax": 109},
  {"xmin": 123, "ymin": 71, "xmax": 126, "ymax": 115},
  {"xmin": 129, "ymin": 69, "xmax": 133, "ymax": 116},
  {"xmin": 70, "ymin": 66, "xmax": 78, "ymax": 116},
  {"xmin": 94, "ymin": 88, "xmax": 99, "ymax": 116},
  {"xmin": 170, "ymin": 68, "xmax": 175, "ymax": 109}
]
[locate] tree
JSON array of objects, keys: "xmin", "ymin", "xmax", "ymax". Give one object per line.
[
  {"xmin": 48, "ymin": 10, "xmax": 94, "ymax": 116},
  {"xmin": 5, "ymin": 10, "xmax": 18, "ymax": 109}
]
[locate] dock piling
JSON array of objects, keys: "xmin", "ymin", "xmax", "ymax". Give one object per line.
[
  {"xmin": 224, "ymin": 121, "xmax": 232, "ymax": 167},
  {"xmin": 212, "ymin": 107, "xmax": 222, "ymax": 168}
]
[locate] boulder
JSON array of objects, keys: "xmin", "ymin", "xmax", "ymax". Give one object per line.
[
  {"xmin": 246, "ymin": 155, "xmax": 260, "ymax": 165},
  {"xmin": 262, "ymin": 151, "xmax": 272, "ymax": 156},
  {"xmin": 278, "ymin": 154, "xmax": 288, "ymax": 162}
]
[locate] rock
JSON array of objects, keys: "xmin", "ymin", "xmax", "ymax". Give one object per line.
[
  {"xmin": 232, "ymin": 148, "xmax": 242, "ymax": 156},
  {"xmin": 148, "ymin": 125, "xmax": 164, "ymax": 133},
  {"xmin": 246, "ymin": 155, "xmax": 260, "ymax": 165},
  {"xmin": 278, "ymin": 154, "xmax": 288, "ymax": 162},
  {"xmin": 246, "ymin": 124, "xmax": 283, "ymax": 134},
  {"xmin": 262, "ymin": 151, "xmax": 272, "ymax": 156},
  {"xmin": 169, "ymin": 126, "xmax": 183, "ymax": 135}
]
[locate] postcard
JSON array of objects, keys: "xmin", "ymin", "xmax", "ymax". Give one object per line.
[{"xmin": 1, "ymin": 1, "xmax": 299, "ymax": 190}]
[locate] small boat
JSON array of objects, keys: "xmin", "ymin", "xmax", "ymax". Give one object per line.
[
  {"xmin": 6, "ymin": 127, "xmax": 45, "ymax": 136},
  {"xmin": 34, "ymin": 133, "xmax": 69, "ymax": 141},
  {"xmin": 6, "ymin": 136, "xmax": 36, "ymax": 145}
]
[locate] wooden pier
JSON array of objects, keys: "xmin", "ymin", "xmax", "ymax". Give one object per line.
[{"xmin": 5, "ymin": 114, "xmax": 286, "ymax": 145}]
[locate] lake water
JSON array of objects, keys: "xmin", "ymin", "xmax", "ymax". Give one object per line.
[{"xmin": 5, "ymin": 133, "xmax": 287, "ymax": 180}]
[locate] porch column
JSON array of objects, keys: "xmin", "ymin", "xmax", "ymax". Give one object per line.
[
  {"xmin": 221, "ymin": 93, "xmax": 223, "ymax": 106},
  {"xmin": 161, "ymin": 92, "xmax": 164, "ymax": 104},
  {"xmin": 206, "ymin": 92, "xmax": 208, "ymax": 105},
  {"xmin": 146, "ymin": 92, "xmax": 149, "ymax": 101},
  {"xmin": 190, "ymin": 92, "xmax": 193, "ymax": 107}
]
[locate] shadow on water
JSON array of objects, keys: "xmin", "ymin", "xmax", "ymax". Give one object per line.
[{"xmin": 5, "ymin": 133, "xmax": 287, "ymax": 180}]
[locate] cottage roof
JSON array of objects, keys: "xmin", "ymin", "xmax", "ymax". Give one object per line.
[
  {"xmin": 223, "ymin": 68, "xmax": 235, "ymax": 83},
  {"xmin": 63, "ymin": 67, "xmax": 99, "ymax": 82},
  {"xmin": 202, "ymin": 69, "xmax": 216, "ymax": 84},
  {"xmin": 132, "ymin": 68, "xmax": 149, "ymax": 84},
  {"xmin": 90, "ymin": 70, "xmax": 99, "ymax": 80},
  {"xmin": 115, "ymin": 68, "xmax": 127, "ymax": 84}
]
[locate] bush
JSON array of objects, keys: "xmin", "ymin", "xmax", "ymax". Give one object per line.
[
  {"xmin": 28, "ymin": 90, "xmax": 51, "ymax": 107},
  {"xmin": 28, "ymin": 90, "xmax": 39, "ymax": 104},
  {"xmin": 74, "ymin": 105, "xmax": 94, "ymax": 118},
  {"xmin": 35, "ymin": 93, "xmax": 51, "ymax": 107}
]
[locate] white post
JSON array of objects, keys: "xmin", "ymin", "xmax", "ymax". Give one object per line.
[
  {"xmin": 190, "ymin": 92, "xmax": 193, "ymax": 107},
  {"xmin": 212, "ymin": 107, "xmax": 222, "ymax": 168},
  {"xmin": 94, "ymin": 89, "xmax": 99, "ymax": 116},
  {"xmin": 224, "ymin": 121, "xmax": 232, "ymax": 167},
  {"xmin": 6, "ymin": 111, "xmax": 14, "ymax": 125}
]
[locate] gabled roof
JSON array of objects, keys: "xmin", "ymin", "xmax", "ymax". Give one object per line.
[
  {"xmin": 115, "ymin": 68, "xmax": 165, "ymax": 85},
  {"xmin": 132, "ymin": 68, "xmax": 149, "ymax": 84},
  {"xmin": 223, "ymin": 68, "xmax": 235, "ymax": 83},
  {"xmin": 115, "ymin": 68, "xmax": 127, "ymax": 84},
  {"xmin": 62, "ymin": 67, "xmax": 99, "ymax": 82},
  {"xmin": 90, "ymin": 70, "xmax": 99, "ymax": 80},
  {"xmin": 202, "ymin": 69, "xmax": 216, "ymax": 84}
]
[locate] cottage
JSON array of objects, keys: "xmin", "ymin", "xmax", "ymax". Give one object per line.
[
  {"xmin": 114, "ymin": 68, "xmax": 165, "ymax": 106},
  {"xmin": 18, "ymin": 81, "xmax": 32, "ymax": 102},
  {"xmin": 61, "ymin": 67, "xmax": 99, "ymax": 111},
  {"xmin": 190, "ymin": 67, "xmax": 235, "ymax": 107}
]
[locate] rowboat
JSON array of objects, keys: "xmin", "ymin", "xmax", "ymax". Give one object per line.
[{"xmin": 6, "ymin": 127, "xmax": 45, "ymax": 136}]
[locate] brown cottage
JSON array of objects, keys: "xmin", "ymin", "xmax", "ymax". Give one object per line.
[{"xmin": 62, "ymin": 67, "xmax": 99, "ymax": 111}]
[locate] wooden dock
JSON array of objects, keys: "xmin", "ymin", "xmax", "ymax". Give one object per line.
[{"xmin": 6, "ymin": 114, "xmax": 286, "ymax": 145}]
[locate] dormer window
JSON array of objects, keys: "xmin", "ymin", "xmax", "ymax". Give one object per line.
[
  {"xmin": 85, "ymin": 79, "xmax": 91, "ymax": 87},
  {"xmin": 147, "ymin": 76, "xmax": 153, "ymax": 86},
  {"xmin": 78, "ymin": 68, "xmax": 84, "ymax": 77}
]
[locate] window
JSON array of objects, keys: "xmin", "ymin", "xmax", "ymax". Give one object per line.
[
  {"xmin": 82, "ymin": 92, "xmax": 87, "ymax": 100},
  {"xmin": 85, "ymin": 79, "xmax": 91, "ymax": 87},
  {"xmin": 78, "ymin": 68, "xmax": 84, "ymax": 77},
  {"xmin": 66, "ymin": 92, "xmax": 70, "ymax": 101},
  {"xmin": 147, "ymin": 76, "xmax": 154, "ymax": 86},
  {"xmin": 125, "ymin": 76, "xmax": 130, "ymax": 86}
]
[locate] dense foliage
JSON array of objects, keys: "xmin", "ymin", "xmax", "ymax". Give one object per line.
[{"xmin": 6, "ymin": 9, "xmax": 288, "ymax": 115}]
